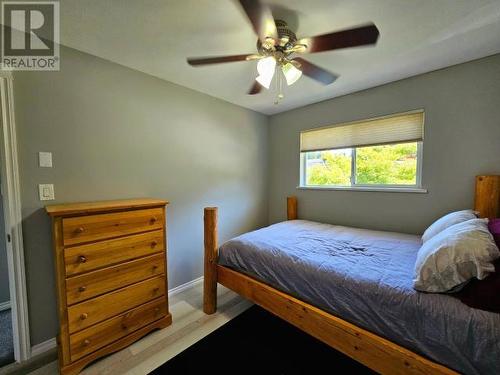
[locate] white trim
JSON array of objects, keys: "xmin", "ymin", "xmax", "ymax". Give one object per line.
[
  {"xmin": 416, "ymin": 141, "xmax": 424, "ymax": 188},
  {"xmin": 0, "ymin": 70, "xmax": 13, "ymax": 79},
  {"xmin": 30, "ymin": 337, "xmax": 57, "ymax": 358},
  {"xmin": 0, "ymin": 75, "xmax": 31, "ymax": 362},
  {"xmin": 299, "ymin": 153, "xmax": 306, "ymax": 187},
  {"xmin": 0, "ymin": 300, "xmax": 11, "ymax": 311},
  {"xmin": 298, "ymin": 186, "xmax": 428, "ymax": 193},
  {"xmin": 29, "ymin": 276, "xmax": 205, "ymax": 357},
  {"xmin": 350, "ymin": 148, "xmax": 357, "ymax": 185},
  {"xmin": 168, "ymin": 276, "xmax": 204, "ymax": 298},
  {"xmin": 300, "ymin": 141, "xmax": 424, "ymax": 191}
]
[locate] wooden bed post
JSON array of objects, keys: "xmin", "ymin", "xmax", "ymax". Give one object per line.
[
  {"xmin": 203, "ymin": 207, "xmax": 218, "ymax": 314},
  {"xmin": 474, "ymin": 175, "xmax": 500, "ymax": 218},
  {"xmin": 287, "ymin": 196, "xmax": 298, "ymax": 220}
]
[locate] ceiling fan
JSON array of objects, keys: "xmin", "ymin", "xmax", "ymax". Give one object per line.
[{"xmin": 187, "ymin": 0, "xmax": 380, "ymax": 103}]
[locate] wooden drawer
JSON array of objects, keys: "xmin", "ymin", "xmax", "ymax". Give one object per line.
[
  {"xmin": 69, "ymin": 297, "xmax": 167, "ymax": 361},
  {"xmin": 64, "ymin": 230, "xmax": 164, "ymax": 276},
  {"xmin": 62, "ymin": 208, "xmax": 163, "ymax": 246},
  {"xmin": 68, "ymin": 276, "xmax": 165, "ymax": 333},
  {"xmin": 66, "ymin": 254, "xmax": 165, "ymax": 305}
]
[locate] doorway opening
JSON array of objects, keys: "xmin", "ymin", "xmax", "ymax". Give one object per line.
[
  {"xmin": 0, "ymin": 194, "xmax": 13, "ymax": 366},
  {"xmin": 0, "ymin": 73, "xmax": 31, "ymax": 368}
]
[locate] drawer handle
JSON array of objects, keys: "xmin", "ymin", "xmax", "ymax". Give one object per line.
[
  {"xmin": 78, "ymin": 255, "xmax": 87, "ymax": 263},
  {"xmin": 150, "ymin": 217, "xmax": 157, "ymax": 224},
  {"xmin": 153, "ymin": 287, "xmax": 160, "ymax": 294},
  {"xmin": 74, "ymin": 227, "xmax": 85, "ymax": 234},
  {"xmin": 154, "ymin": 307, "xmax": 161, "ymax": 315},
  {"xmin": 152, "ymin": 265, "xmax": 159, "ymax": 272},
  {"xmin": 121, "ymin": 323, "xmax": 128, "ymax": 330},
  {"xmin": 83, "ymin": 339, "xmax": 91, "ymax": 346},
  {"xmin": 151, "ymin": 241, "xmax": 158, "ymax": 248},
  {"xmin": 80, "ymin": 313, "xmax": 88, "ymax": 320},
  {"xmin": 78, "ymin": 286, "xmax": 86, "ymax": 292}
]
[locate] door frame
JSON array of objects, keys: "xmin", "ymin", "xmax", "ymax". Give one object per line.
[{"xmin": 0, "ymin": 71, "xmax": 31, "ymax": 362}]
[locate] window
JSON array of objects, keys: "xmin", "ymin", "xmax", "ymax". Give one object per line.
[{"xmin": 300, "ymin": 111, "xmax": 424, "ymax": 190}]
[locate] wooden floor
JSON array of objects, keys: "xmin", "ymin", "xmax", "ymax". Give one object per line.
[{"xmin": 27, "ymin": 282, "xmax": 250, "ymax": 375}]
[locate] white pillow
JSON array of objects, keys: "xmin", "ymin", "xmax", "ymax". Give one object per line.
[
  {"xmin": 422, "ymin": 209, "xmax": 477, "ymax": 243},
  {"xmin": 414, "ymin": 218, "xmax": 500, "ymax": 293}
]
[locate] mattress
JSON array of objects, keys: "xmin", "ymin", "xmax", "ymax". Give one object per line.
[{"xmin": 218, "ymin": 220, "xmax": 500, "ymax": 375}]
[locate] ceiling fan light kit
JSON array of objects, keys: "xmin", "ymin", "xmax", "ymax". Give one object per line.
[
  {"xmin": 187, "ymin": 0, "xmax": 380, "ymax": 104},
  {"xmin": 282, "ymin": 62, "xmax": 302, "ymax": 86},
  {"xmin": 256, "ymin": 56, "xmax": 276, "ymax": 89}
]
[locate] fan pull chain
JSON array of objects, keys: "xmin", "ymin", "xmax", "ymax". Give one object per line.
[{"xmin": 274, "ymin": 65, "xmax": 284, "ymax": 105}]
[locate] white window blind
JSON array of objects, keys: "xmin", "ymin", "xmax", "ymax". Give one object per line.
[{"xmin": 300, "ymin": 110, "xmax": 424, "ymax": 152}]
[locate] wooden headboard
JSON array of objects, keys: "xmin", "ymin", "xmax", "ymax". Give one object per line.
[{"xmin": 474, "ymin": 175, "xmax": 500, "ymax": 218}]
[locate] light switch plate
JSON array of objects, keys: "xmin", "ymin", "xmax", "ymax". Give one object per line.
[
  {"xmin": 39, "ymin": 152, "xmax": 52, "ymax": 167},
  {"xmin": 38, "ymin": 184, "xmax": 55, "ymax": 201}
]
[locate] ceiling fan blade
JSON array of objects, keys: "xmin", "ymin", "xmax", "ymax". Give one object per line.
[
  {"xmin": 187, "ymin": 54, "xmax": 254, "ymax": 66},
  {"xmin": 294, "ymin": 57, "xmax": 338, "ymax": 85},
  {"xmin": 248, "ymin": 81, "xmax": 263, "ymax": 95},
  {"xmin": 302, "ymin": 23, "xmax": 379, "ymax": 54},
  {"xmin": 239, "ymin": 0, "xmax": 278, "ymax": 42}
]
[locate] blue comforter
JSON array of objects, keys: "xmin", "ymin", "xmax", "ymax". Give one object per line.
[{"xmin": 218, "ymin": 220, "xmax": 500, "ymax": 374}]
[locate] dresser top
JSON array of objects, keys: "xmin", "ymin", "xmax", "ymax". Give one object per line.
[{"xmin": 45, "ymin": 198, "xmax": 168, "ymax": 217}]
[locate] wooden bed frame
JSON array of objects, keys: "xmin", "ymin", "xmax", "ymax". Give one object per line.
[{"xmin": 203, "ymin": 175, "xmax": 500, "ymax": 375}]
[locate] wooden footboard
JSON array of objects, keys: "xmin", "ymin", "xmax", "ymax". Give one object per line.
[
  {"xmin": 203, "ymin": 182, "xmax": 500, "ymax": 375},
  {"xmin": 217, "ymin": 265, "xmax": 455, "ymax": 375}
]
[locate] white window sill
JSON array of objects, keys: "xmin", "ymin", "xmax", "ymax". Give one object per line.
[{"xmin": 297, "ymin": 186, "xmax": 428, "ymax": 193}]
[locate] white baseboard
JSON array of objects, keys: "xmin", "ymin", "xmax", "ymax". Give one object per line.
[
  {"xmin": 30, "ymin": 337, "xmax": 57, "ymax": 358},
  {"xmin": 0, "ymin": 301, "xmax": 10, "ymax": 311},
  {"xmin": 29, "ymin": 276, "xmax": 205, "ymax": 358},
  {"xmin": 168, "ymin": 276, "xmax": 203, "ymax": 298}
]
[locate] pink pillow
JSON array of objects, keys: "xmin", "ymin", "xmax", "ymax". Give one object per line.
[{"xmin": 489, "ymin": 218, "xmax": 500, "ymax": 248}]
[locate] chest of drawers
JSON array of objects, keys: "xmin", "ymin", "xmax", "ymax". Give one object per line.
[{"xmin": 46, "ymin": 199, "xmax": 171, "ymax": 375}]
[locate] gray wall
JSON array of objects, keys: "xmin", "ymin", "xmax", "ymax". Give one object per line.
[
  {"xmin": 13, "ymin": 46, "xmax": 268, "ymax": 345},
  {"xmin": 268, "ymin": 54, "xmax": 500, "ymax": 234},
  {"xmin": 12, "ymin": 46, "xmax": 500, "ymax": 346},
  {"xmin": 0, "ymin": 198, "xmax": 9, "ymax": 304}
]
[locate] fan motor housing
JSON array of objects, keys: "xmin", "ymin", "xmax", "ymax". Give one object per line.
[{"xmin": 257, "ymin": 19, "xmax": 297, "ymax": 53}]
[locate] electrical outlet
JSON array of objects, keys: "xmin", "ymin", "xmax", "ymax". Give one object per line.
[{"xmin": 38, "ymin": 184, "xmax": 55, "ymax": 201}]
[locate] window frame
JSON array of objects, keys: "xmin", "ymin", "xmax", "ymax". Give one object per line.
[{"xmin": 299, "ymin": 141, "xmax": 425, "ymax": 192}]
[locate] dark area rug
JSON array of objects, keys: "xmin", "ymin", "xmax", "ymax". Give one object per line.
[
  {"xmin": 0, "ymin": 309, "xmax": 14, "ymax": 368},
  {"xmin": 151, "ymin": 305, "xmax": 374, "ymax": 374}
]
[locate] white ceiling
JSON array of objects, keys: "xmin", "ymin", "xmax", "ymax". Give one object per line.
[{"xmin": 58, "ymin": 0, "xmax": 500, "ymax": 115}]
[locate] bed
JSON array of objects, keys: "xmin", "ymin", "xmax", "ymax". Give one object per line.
[{"xmin": 203, "ymin": 175, "xmax": 500, "ymax": 375}]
